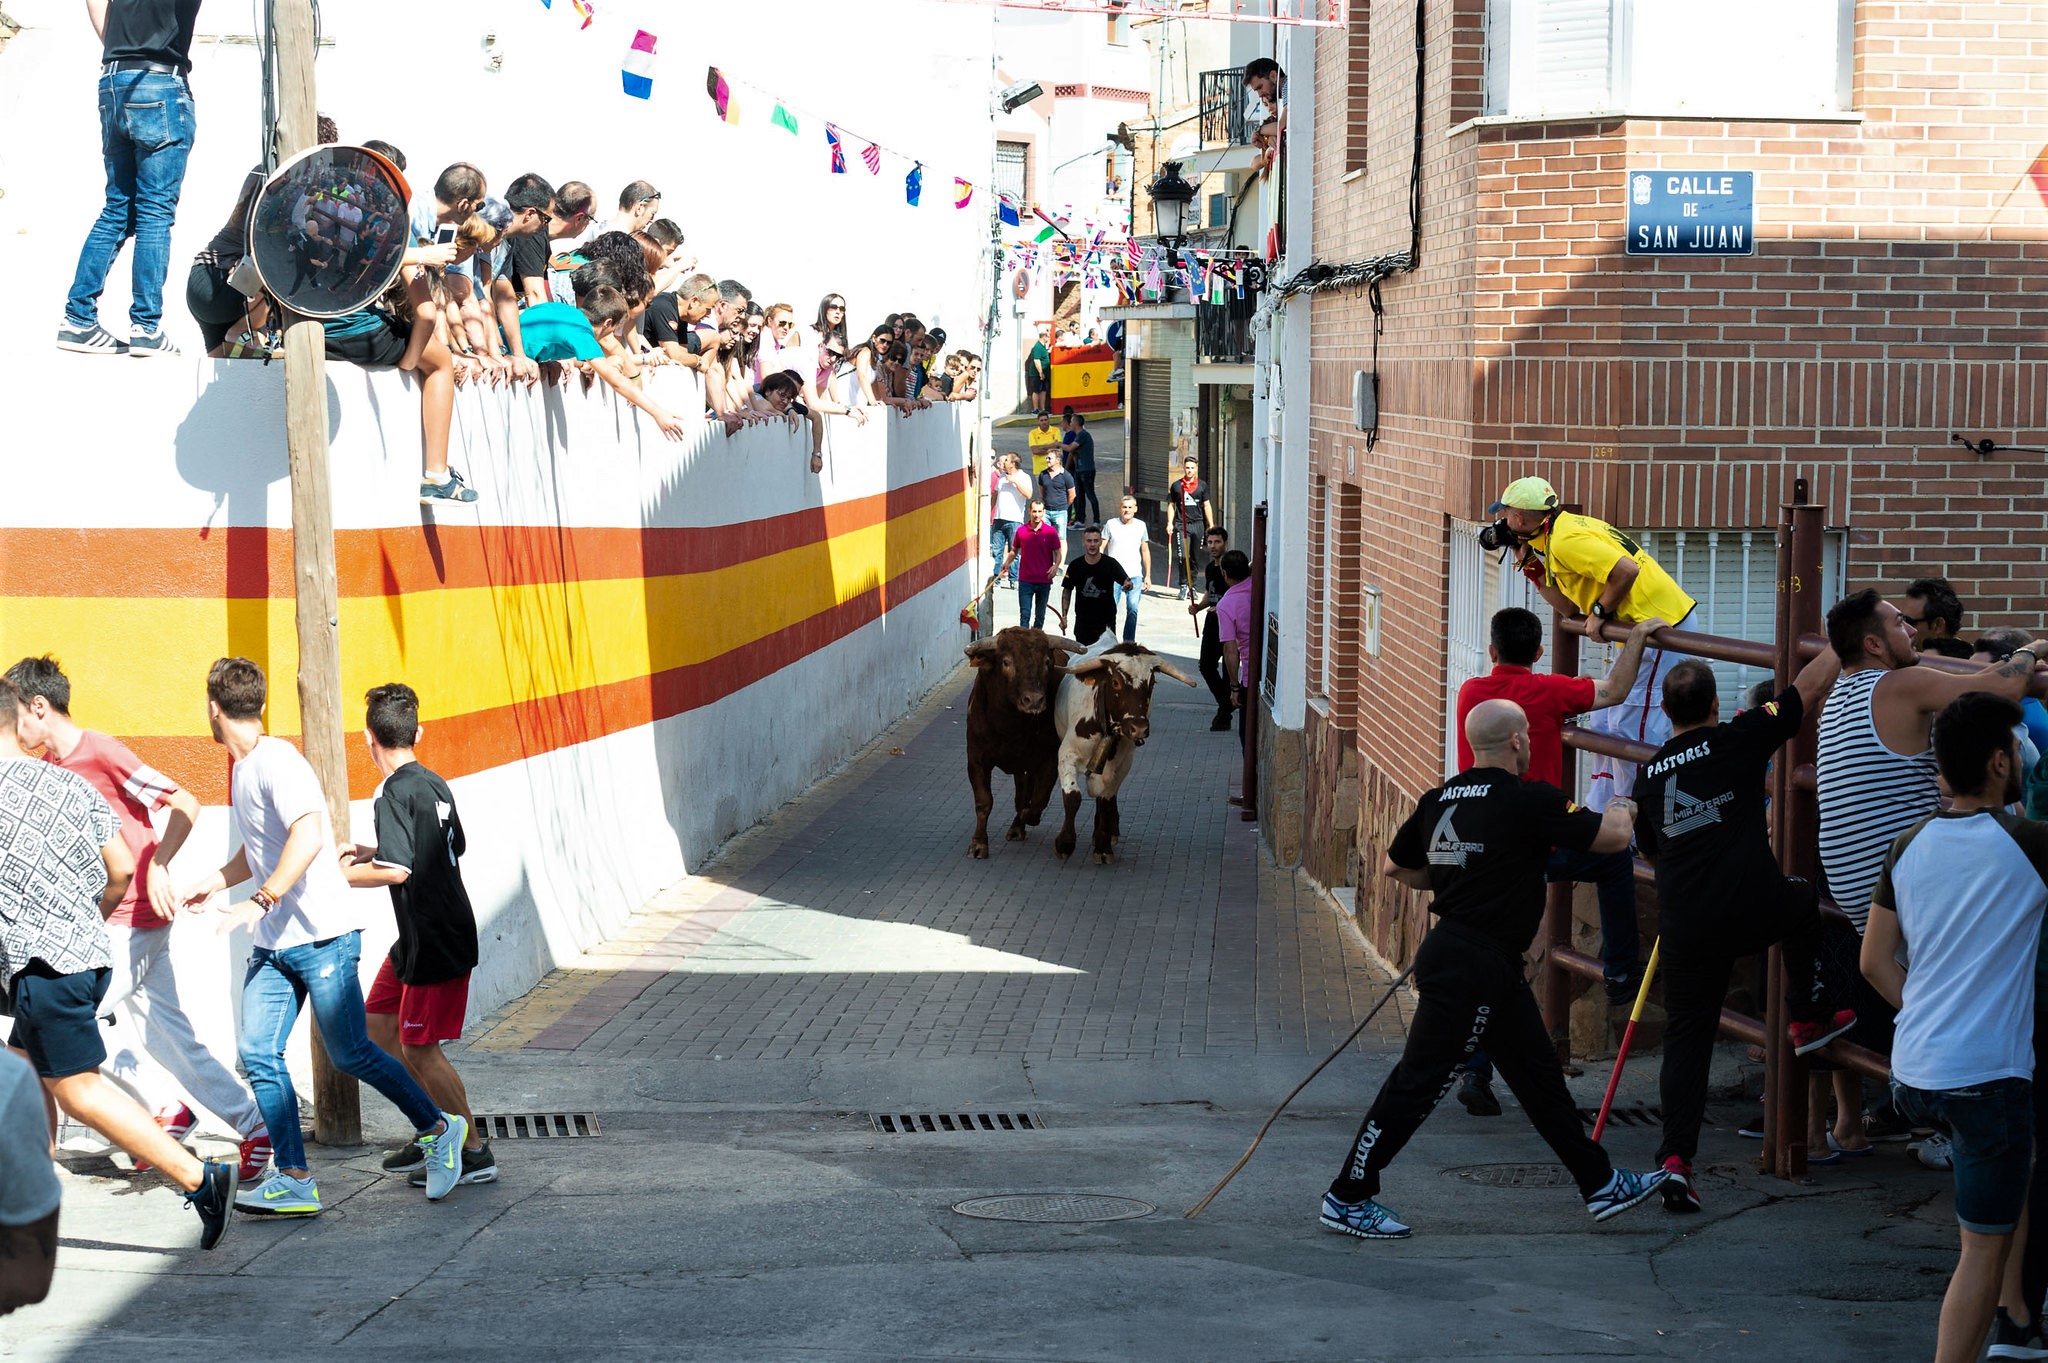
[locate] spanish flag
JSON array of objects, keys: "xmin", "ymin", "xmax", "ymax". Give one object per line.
[{"xmin": 954, "ymin": 178, "xmax": 973, "ymax": 209}]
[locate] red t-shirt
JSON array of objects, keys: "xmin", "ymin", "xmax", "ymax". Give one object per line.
[
  {"xmin": 1012, "ymin": 520, "xmax": 1063, "ymax": 584},
  {"xmin": 50, "ymin": 730, "xmax": 182, "ymax": 927},
  {"xmin": 1454, "ymin": 665, "xmax": 1596, "ymax": 789}
]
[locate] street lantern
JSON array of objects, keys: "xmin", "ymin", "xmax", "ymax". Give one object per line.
[{"xmin": 1146, "ymin": 161, "xmax": 1196, "ymax": 246}]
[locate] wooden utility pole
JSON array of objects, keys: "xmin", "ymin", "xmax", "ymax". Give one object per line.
[{"xmin": 274, "ymin": 0, "xmax": 361, "ymax": 1146}]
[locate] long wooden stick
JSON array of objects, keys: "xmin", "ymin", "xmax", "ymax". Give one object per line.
[{"xmin": 1184, "ymin": 963, "xmax": 1416, "ymax": 1219}]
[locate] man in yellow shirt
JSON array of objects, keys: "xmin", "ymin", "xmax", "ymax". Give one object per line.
[
  {"xmin": 1490, "ymin": 477, "xmax": 1698, "ymax": 809},
  {"xmin": 1025, "ymin": 410, "xmax": 1064, "ymax": 477}
]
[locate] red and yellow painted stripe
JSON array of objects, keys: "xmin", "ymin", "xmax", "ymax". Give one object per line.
[{"xmin": 1, "ymin": 470, "xmax": 975, "ymax": 803}]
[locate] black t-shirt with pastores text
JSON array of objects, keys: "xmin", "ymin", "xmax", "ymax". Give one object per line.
[
  {"xmin": 1635, "ymin": 686, "xmax": 1803, "ymax": 932},
  {"xmin": 1387, "ymin": 767, "xmax": 1603, "ymax": 956},
  {"xmin": 372, "ymin": 763, "xmax": 478, "ymax": 985}
]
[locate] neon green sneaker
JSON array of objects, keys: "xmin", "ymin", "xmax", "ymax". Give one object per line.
[{"xmin": 234, "ymin": 1171, "xmax": 321, "ymax": 1216}]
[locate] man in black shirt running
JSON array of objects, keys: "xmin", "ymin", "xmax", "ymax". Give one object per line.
[
  {"xmin": 1635, "ymin": 648, "xmax": 1853, "ymax": 1212},
  {"xmin": 1061, "ymin": 524, "xmax": 1134, "ymax": 647},
  {"xmin": 1321, "ymin": 699, "xmax": 1668, "ymax": 1239},
  {"xmin": 341, "ymin": 684, "xmax": 496, "ymax": 1189}
]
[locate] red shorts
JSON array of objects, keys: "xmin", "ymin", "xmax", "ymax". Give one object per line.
[{"xmin": 364, "ymin": 955, "xmax": 471, "ymax": 1046}]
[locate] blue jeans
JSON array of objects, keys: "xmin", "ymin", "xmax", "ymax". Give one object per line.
[
  {"xmin": 989, "ymin": 519, "xmax": 1020, "ymax": 586},
  {"xmin": 65, "ymin": 69, "xmax": 196, "ymax": 334},
  {"xmin": 1019, "ymin": 580, "xmax": 1050, "ymax": 628},
  {"xmin": 240, "ymin": 931, "xmax": 441, "ymax": 1173},
  {"xmin": 1465, "ymin": 844, "xmax": 1641, "ymax": 1085},
  {"xmin": 1113, "ymin": 580, "xmax": 1141, "ymax": 641}
]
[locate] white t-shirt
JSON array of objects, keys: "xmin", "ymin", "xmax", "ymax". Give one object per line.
[
  {"xmin": 229, "ymin": 737, "xmax": 359, "ymax": 951},
  {"xmin": 1876, "ymin": 809, "xmax": 2048, "ymax": 1091},
  {"xmin": 1103, "ymin": 515, "xmax": 1149, "ymax": 580},
  {"xmin": 0, "ymin": 1049, "xmax": 60, "ymax": 1226},
  {"xmin": 991, "ymin": 469, "xmax": 1031, "ymax": 524}
]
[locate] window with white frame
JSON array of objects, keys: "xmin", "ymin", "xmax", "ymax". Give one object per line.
[{"xmin": 1483, "ymin": 0, "xmax": 1854, "ymax": 121}]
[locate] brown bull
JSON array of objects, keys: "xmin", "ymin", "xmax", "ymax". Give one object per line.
[
  {"xmin": 964, "ymin": 626, "xmax": 1086, "ymax": 858},
  {"xmin": 1051, "ymin": 643, "xmax": 1197, "ymax": 863}
]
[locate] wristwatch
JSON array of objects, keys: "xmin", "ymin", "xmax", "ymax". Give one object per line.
[{"xmin": 1590, "ymin": 602, "xmax": 1613, "ymax": 620}]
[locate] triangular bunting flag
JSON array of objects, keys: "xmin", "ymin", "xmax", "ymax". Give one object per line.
[
  {"xmin": 705, "ymin": 67, "xmax": 739, "ymax": 124},
  {"xmin": 906, "ymin": 162, "xmax": 923, "ymax": 206},
  {"xmin": 998, "ymin": 197, "xmax": 1020, "ymax": 227},
  {"xmin": 621, "ymin": 30, "xmax": 656, "ymax": 100},
  {"xmin": 771, "ymin": 103, "xmax": 799, "ymax": 135}
]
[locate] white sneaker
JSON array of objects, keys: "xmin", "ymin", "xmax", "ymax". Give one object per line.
[
  {"xmin": 1914, "ymin": 1132, "xmax": 1954, "ymax": 1170},
  {"xmin": 417, "ymin": 1114, "xmax": 469, "ymax": 1201},
  {"xmin": 235, "ymin": 1170, "xmax": 320, "ymax": 1216}
]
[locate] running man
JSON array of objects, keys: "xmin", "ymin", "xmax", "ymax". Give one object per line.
[
  {"xmin": 176, "ymin": 658, "xmax": 468, "ymax": 1215},
  {"xmin": 0, "ymin": 676, "xmax": 233, "ymax": 1249},
  {"xmin": 1320, "ymin": 700, "xmax": 1666, "ymax": 1239},
  {"xmin": 341, "ymin": 684, "xmax": 496, "ymax": 1190},
  {"xmin": 5, "ymin": 657, "xmax": 271, "ymax": 1183}
]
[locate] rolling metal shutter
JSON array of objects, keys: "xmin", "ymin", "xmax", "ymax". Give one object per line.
[{"xmin": 1131, "ymin": 359, "xmax": 1174, "ymax": 499}]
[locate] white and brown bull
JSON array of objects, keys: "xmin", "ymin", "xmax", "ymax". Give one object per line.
[
  {"xmin": 1051, "ymin": 643, "xmax": 1197, "ymax": 863},
  {"xmin": 965, "ymin": 627, "xmax": 1086, "ymax": 858}
]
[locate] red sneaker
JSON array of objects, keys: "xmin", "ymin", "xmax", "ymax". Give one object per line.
[
  {"xmin": 134, "ymin": 1103, "xmax": 198, "ymax": 1172},
  {"xmin": 237, "ymin": 1132, "xmax": 274, "ymax": 1184},
  {"xmin": 1660, "ymin": 1156, "xmax": 1700, "ymax": 1213},
  {"xmin": 1790, "ymin": 1008, "xmax": 1858, "ymax": 1057}
]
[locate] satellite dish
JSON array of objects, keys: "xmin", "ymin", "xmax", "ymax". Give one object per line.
[{"xmin": 248, "ymin": 143, "xmax": 412, "ymax": 319}]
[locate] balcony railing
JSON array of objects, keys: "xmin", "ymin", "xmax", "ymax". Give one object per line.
[
  {"xmin": 1199, "ymin": 68, "xmax": 1251, "ymax": 148},
  {"xmin": 1195, "ymin": 288, "xmax": 1257, "ymax": 364}
]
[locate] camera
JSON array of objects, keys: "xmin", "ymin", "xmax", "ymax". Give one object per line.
[{"xmin": 1478, "ymin": 518, "xmax": 1517, "ymax": 552}]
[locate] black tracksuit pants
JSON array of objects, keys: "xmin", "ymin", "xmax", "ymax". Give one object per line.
[
  {"xmin": 1655, "ymin": 875, "xmax": 1826, "ymax": 1166},
  {"xmin": 1329, "ymin": 920, "xmax": 1615, "ymax": 1203},
  {"xmin": 1199, "ymin": 611, "xmax": 1232, "ymax": 717}
]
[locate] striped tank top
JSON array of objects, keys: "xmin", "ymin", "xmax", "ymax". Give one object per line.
[{"xmin": 1815, "ymin": 667, "xmax": 1941, "ymax": 933}]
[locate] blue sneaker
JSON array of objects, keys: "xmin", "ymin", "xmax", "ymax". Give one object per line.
[
  {"xmin": 1319, "ymin": 1191, "xmax": 1413, "ymax": 1240},
  {"xmin": 56, "ymin": 322, "xmax": 127, "ymax": 355},
  {"xmin": 420, "ymin": 469, "xmax": 480, "ymax": 506},
  {"xmin": 1585, "ymin": 1166, "xmax": 1668, "ymax": 1222}
]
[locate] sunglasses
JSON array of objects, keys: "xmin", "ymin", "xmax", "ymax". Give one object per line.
[
  {"xmin": 637, "ymin": 193, "xmax": 662, "ymax": 205},
  {"xmin": 827, "ymin": 302, "xmax": 845, "ymax": 310}
]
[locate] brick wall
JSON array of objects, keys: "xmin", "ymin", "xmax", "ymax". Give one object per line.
[{"xmin": 1290, "ymin": 0, "xmax": 2048, "ymax": 949}]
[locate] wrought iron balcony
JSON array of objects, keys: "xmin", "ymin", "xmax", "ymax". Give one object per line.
[{"xmin": 1199, "ymin": 68, "xmax": 1251, "ymax": 149}]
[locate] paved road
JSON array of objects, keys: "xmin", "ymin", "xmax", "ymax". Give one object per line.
[{"xmin": 17, "ymin": 599, "xmax": 1954, "ymax": 1360}]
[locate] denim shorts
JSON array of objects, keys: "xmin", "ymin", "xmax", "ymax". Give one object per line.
[{"xmin": 1892, "ymin": 1076, "xmax": 2034, "ymax": 1233}]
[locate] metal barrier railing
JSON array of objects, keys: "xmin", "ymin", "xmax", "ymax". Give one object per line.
[{"xmin": 1542, "ymin": 487, "xmax": 1842, "ymax": 1179}]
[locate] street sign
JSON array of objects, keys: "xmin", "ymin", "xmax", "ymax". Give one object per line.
[{"xmin": 1625, "ymin": 171, "xmax": 1755, "ymax": 256}]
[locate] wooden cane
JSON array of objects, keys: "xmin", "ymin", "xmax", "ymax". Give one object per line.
[
  {"xmin": 1185, "ymin": 963, "xmax": 1417, "ymax": 1219},
  {"xmin": 1591, "ymin": 938, "xmax": 1661, "ymax": 1143}
]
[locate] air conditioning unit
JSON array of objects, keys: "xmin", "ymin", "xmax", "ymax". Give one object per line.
[{"xmin": 1352, "ymin": 370, "xmax": 1377, "ymax": 433}]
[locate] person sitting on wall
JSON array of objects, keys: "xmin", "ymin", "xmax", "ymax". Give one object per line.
[{"xmin": 1487, "ymin": 476, "xmax": 1698, "ymax": 812}]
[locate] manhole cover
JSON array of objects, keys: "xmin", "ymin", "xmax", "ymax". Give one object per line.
[
  {"xmin": 951, "ymin": 1193, "xmax": 1156, "ymax": 1223},
  {"xmin": 1441, "ymin": 1163, "xmax": 1577, "ymax": 1189}
]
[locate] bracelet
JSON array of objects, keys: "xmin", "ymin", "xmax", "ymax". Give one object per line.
[
  {"xmin": 251, "ymin": 886, "xmax": 278, "ymax": 911},
  {"xmin": 2016, "ymin": 647, "xmax": 2038, "ymax": 663}
]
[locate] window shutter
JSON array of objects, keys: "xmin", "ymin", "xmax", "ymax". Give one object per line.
[{"xmin": 1530, "ymin": 0, "xmax": 1614, "ymax": 115}]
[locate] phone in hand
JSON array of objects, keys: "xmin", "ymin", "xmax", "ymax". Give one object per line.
[{"xmin": 433, "ymin": 225, "xmax": 458, "ymax": 245}]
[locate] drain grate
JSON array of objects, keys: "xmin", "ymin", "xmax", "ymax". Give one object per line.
[
  {"xmin": 475, "ymin": 1112, "xmax": 601, "ymax": 1139},
  {"xmin": 1442, "ymin": 1162, "xmax": 1578, "ymax": 1189},
  {"xmin": 953, "ymin": 1193, "xmax": 1154, "ymax": 1223},
  {"xmin": 871, "ymin": 1112, "xmax": 1042, "ymax": 1134},
  {"xmin": 1577, "ymin": 1104, "xmax": 1663, "ymax": 1128}
]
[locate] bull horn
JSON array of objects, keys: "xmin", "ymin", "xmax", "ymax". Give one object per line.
[
  {"xmin": 1044, "ymin": 635, "xmax": 1086, "ymax": 653},
  {"xmin": 1154, "ymin": 661, "xmax": 1199, "ymax": 688},
  {"xmin": 964, "ymin": 638, "xmax": 998, "ymax": 659},
  {"xmin": 1059, "ymin": 657, "xmax": 1108, "ymax": 677}
]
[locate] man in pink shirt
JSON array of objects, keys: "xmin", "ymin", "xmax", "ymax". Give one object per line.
[
  {"xmin": 1215, "ymin": 550, "xmax": 1255, "ymax": 749},
  {"xmin": 5, "ymin": 657, "xmax": 270, "ymax": 1182},
  {"xmin": 1001, "ymin": 501, "xmax": 1065, "ymax": 630}
]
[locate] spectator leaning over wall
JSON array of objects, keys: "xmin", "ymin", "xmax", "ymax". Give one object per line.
[{"xmin": 59, "ymin": 0, "xmax": 206, "ymax": 359}]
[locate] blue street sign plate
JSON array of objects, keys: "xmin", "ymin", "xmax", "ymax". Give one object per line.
[{"xmin": 1626, "ymin": 171, "xmax": 1755, "ymax": 256}]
